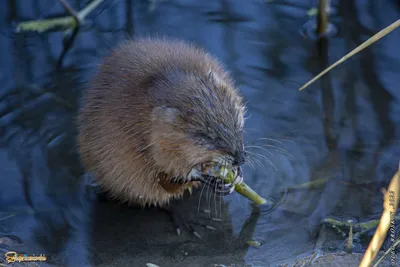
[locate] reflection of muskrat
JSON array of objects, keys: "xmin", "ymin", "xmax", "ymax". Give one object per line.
[{"xmin": 77, "ymin": 37, "xmax": 246, "ymax": 207}]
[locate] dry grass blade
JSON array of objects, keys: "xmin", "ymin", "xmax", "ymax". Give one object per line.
[
  {"xmin": 359, "ymin": 162, "xmax": 400, "ymax": 267},
  {"xmin": 373, "ymin": 238, "xmax": 400, "ymax": 267},
  {"xmin": 299, "ymin": 19, "xmax": 400, "ymax": 91}
]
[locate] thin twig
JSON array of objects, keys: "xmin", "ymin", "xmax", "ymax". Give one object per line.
[
  {"xmin": 56, "ymin": 24, "xmax": 80, "ymax": 69},
  {"xmin": 56, "ymin": 0, "xmax": 81, "ymax": 68},
  {"xmin": 58, "ymin": 0, "xmax": 80, "ymax": 24},
  {"xmin": 299, "ymin": 19, "xmax": 400, "ymax": 91},
  {"xmin": 77, "ymin": 0, "xmax": 104, "ymax": 20}
]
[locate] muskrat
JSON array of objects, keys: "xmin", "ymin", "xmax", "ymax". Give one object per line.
[{"xmin": 77, "ymin": 37, "xmax": 246, "ymax": 209}]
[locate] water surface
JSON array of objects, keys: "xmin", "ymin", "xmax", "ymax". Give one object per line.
[{"xmin": 1, "ymin": 0, "xmax": 400, "ymax": 266}]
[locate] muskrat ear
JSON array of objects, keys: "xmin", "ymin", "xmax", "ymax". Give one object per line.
[{"xmin": 152, "ymin": 106, "xmax": 182, "ymax": 125}]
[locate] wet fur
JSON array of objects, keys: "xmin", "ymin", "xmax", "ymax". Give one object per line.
[{"xmin": 77, "ymin": 37, "xmax": 245, "ymax": 207}]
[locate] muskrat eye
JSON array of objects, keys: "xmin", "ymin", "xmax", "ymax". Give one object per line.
[
  {"xmin": 196, "ymin": 132, "xmax": 210, "ymax": 140},
  {"xmin": 214, "ymin": 137, "xmax": 224, "ymax": 148}
]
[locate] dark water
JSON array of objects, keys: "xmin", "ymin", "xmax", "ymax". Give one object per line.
[{"xmin": 1, "ymin": 0, "xmax": 400, "ymax": 266}]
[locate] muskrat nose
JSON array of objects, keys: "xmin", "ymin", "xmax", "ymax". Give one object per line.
[{"xmin": 233, "ymin": 151, "xmax": 246, "ymax": 166}]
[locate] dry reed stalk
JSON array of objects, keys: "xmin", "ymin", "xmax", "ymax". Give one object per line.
[
  {"xmin": 317, "ymin": 0, "xmax": 330, "ymax": 35},
  {"xmin": 299, "ymin": 19, "xmax": 400, "ymax": 91},
  {"xmin": 359, "ymin": 163, "xmax": 400, "ymax": 267}
]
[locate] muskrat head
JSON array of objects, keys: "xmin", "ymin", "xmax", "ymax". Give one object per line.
[{"xmin": 150, "ymin": 71, "xmax": 246, "ymax": 196}]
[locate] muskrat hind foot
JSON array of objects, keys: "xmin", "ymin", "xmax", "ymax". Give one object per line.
[{"xmin": 162, "ymin": 205, "xmax": 202, "ymax": 239}]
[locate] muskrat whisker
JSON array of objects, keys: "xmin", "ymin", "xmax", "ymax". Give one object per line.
[
  {"xmin": 246, "ymin": 152, "xmax": 272, "ymax": 173},
  {"xmin": 258, "ymin": 137, "xmax": 297, "ymax": 145},
  {"xmin": 262, "ymin": 144, "xmax": 294, "ymax": 158},
  {"xmin": 212, "ymin": 158, "xmax": 226, "ymax": 219},
  {"xmin": 246, "ymin": 151, "xmax": 265, "ymax": 165},
  {"xmin": 248, "ymin": 161, "xmax": 256, "ymax": 170},
  {"xmin": 258, "ymin": 154, "xmax": 278, "ymax": 171},
  {"xmin": 213, "ymin": 175, "xmax": 218, "ymax": 217},
  {"xmin": 252, "ymin": 158, "xmax": 269, "ymax": 174},
  {"xmin": 197, "ymin": 183, "xmax": 207, "ymax": 217},
  {"xmin": 245, "ymin": 145, "xmax": 274, "ymax": 156},
  {"xmin": 216, "ymin": 180, "xmax": 223, "ymax": 219},
  {"xmin": 256, "ymin": 137, "xmax": 287, "ymax": 146},
  {"xmin": 212, "ymin": 159, "xmax": 221, "ymax": 218},
  {"xmin": 216, "ymin": 158, "xmax": 229, "ymax": 218},
  {"xmin": 245, "ymin": 155, "xmax": 256, "ymax": 170},
  {"xmin": 246, "ymin": 150, "xmax": 276, "ymax": 167},
  {"xmin": 206, "ymin": 175, "xmax": 214, "ymax": 214},
  {"xmin": 219, "ymin": 185, "xmax": 223, "ymax": 219}
]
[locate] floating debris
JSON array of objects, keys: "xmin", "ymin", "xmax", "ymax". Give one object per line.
[{"xmin": 247, "ymin": 240, "xmax": 262, "ymax": 248}]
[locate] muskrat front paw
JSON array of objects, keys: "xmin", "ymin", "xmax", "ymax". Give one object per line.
[{"xmin": 162, "ymin": 206, "xmax": 202, "ymax": 239}]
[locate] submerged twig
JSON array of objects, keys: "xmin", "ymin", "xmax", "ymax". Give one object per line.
[
  {"xmin": 0, "ymin": 214, "xmax": 15, "ymax": 221},
  {"xmin": 15, "ymin": 0, "xmax": 104, "ymax": 33},
  {"xmin": 29, "ymin": 85, "xmax": 74, "ymax": 110},
  {"xmin": 287, "ymin": 177, "xmax": 331, "ymax": 191},
  {"xmin": 56, "ymin": 25, "xmax": 80, "ymax": 69},
  {"xmin": 324, "ymin": 216, "xmax": 400, "ymax": 233},
  {"xmin": 55, "ymin": 0, "xmax": 81, "ymax": 68},
  {"xmin": 359, "ymin": 163, "xmax": 400, "ymax": 267},
  {"xmin": 298, "ymin": 18, "xmax": 400, "ymax": 91}
]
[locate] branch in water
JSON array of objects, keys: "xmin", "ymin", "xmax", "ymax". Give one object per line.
[{"xmin": 15, "ymin": 0, "xmax": 104, "ymax": 33}]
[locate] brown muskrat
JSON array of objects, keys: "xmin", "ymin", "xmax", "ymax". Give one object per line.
[{"xmin": 77, "ymin": 37, "xmax": 246, "ymax": 208}]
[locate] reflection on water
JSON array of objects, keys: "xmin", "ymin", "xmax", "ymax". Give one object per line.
[{"xmin": 1, "ymin": 0, "xmax": 400, "ymax": 266}]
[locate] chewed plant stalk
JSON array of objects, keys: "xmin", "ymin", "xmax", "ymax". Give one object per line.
[{"xmin": 213, "ymin": 166, "xmax": 267, "ymax": 205}]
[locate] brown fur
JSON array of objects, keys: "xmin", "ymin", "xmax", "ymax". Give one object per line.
[{"xmin": 77, "ymin": 37, "xmax": 245, "ymax": 207}]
